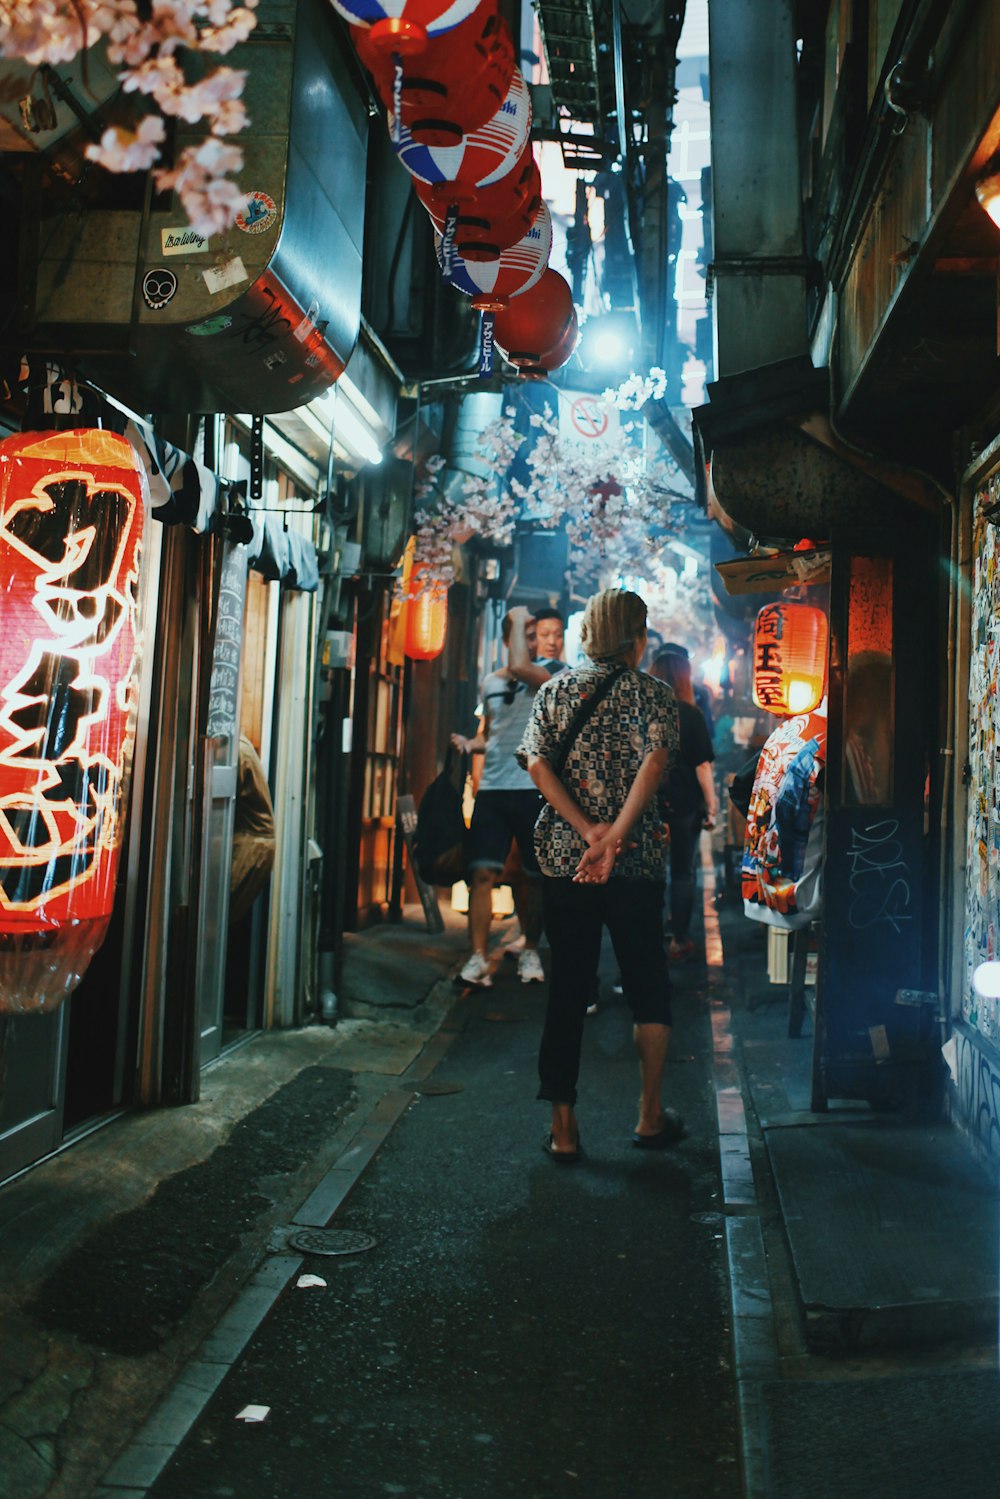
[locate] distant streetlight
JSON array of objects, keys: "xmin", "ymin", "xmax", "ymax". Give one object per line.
[{"xmin": 579, "ymin": 312, "xmax": 637, "ymax": 372}]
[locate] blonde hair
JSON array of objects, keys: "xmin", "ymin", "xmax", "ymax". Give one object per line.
[{"xmin": 580, "ymin": 589, "xmax": 647, "ymax": 661}]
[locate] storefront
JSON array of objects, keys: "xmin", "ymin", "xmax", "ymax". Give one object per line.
[
  {"xmin": 0, "ymin": 398, "xmax": 323, "ymax": 1183},
  {"xmin": 949, "ymin": 439, "xmax": 1000, "ymax": 1164}
]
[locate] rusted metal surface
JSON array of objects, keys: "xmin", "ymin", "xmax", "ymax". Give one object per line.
[
  {"xmin": 837, "ymin": 2, "xmax": 1000, "ymax": 417},
  {"xmin": 710, "ymin": 425, "xmax": 914, "ymax": 538},
  {"xmin": 838, "ymin": 121, "xmax": 929, "ymax": 405}
]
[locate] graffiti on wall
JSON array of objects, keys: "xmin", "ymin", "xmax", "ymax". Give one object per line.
[{"xmin": 964, "ymin": 472, "xmax": 1000, "ymax": 1051}]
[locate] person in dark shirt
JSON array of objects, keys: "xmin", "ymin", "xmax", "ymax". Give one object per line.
[
  {"xmin": 662, "ymin": 639, "xmax": 714, "ymax": 742},
  {"xmin": 649, "ymin": 648, "xmax": 717, "ymax": 960}
]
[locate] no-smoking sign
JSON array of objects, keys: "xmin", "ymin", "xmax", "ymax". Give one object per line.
[{"xmin": 570, "ymin": 396, "xmax": 609, "ymax": 439}]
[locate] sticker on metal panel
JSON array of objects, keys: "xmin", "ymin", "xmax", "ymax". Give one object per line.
[
  {"xmin": 187, "ymin": 314, "xmax": 233, "ymax": 337},
  {"xmin": 142, "ymin": 268, "xmax": 177, "ymax": 309},
  {"xmin": 235, "ymin": 190, "xmax": 277, "ymax": 234},
  {"xmin": 161, "ymin": 227, "xmax": 210, "ymax": 256},
  {"xmin": 202, "ymin": 257, "xmax": 248, "ymax": 296}
]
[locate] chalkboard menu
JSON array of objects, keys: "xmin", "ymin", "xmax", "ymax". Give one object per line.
[{"xmin": 207, "ymin": 545, "xmax": 248, "ymax": 740}]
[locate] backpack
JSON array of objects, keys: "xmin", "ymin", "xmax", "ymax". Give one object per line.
[{"xmin": 414, "ymin": 749, "xmax": 468, "ymax": 886}]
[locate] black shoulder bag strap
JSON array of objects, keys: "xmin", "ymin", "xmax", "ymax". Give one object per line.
[{"xmin": 551, "ymin": 666, "xmax": 626, "ymax": 779}]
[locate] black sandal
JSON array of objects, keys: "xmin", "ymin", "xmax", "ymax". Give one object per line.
[{"xmin": 542, "ymin": 1132, "xmax": 581, "ymax": 1163}]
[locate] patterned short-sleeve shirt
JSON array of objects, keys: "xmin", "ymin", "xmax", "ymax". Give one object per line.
[{"xmin": 515, "ymin": 659, "xmax": 680, "ymax": 880}]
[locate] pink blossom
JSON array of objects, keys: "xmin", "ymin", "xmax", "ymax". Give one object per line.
[
  {"xmin": 85, "ymin": 113, "xmax": 166, "ymax": 171},
  {"xmin": 154, "ymin": 140, "xmax": 245, "ymax": 236},
  {"xmin": 1, "ymin": 0, "xmax": 255, "ymax": 234}
]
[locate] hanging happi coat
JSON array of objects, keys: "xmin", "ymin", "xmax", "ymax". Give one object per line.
[{"xmin": 742, "ymin": 703, "xmax": 826, "ymax": 929}]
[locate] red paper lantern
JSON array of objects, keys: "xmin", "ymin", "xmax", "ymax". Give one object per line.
[
  {"xmin": 0, "ymin": 429, "xmax": 148, "ymax": 1012},
  {"xmin": 752, "ymin": 602, "xmax": 828, "ymax": 716},
  {"xmin": 392, "ymin": 66, "xmax": 531, "ymax": 191},
  {"xmin": 501, "ymin": 306, "xmax": 579, "ymax": 377},
  {"xmin": 491, "ymin": 269, "xmax": 575, "ymax": 364},
  {"xmin": 405, "ymin": 568, "xmax": 448, "ymax": 660},
  {"xmin": 331, "ymin": 0, "xmax": 482, "ymax": 54},
  {"xmin": 415, "ymin": 145, "xmax": 541, "ymax": 259},
  {"xmin": 351, "ymin": 3, "xmax": 513, "ymax": 145},
  {"xmin": 438, "ymin": 200, "xmax": 551, "ymax": 308}
]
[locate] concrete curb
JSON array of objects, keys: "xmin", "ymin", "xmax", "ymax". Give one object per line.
[{"xmin": 701, "ymin": 839, "xmax": 780, "ymax": 1499}]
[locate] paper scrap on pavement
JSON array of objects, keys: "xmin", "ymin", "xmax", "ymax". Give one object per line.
[
  {"xmin": 296, "ymin": 1274, "xmax": 327, "ymax": 1289},
  {"xmin": 235, "ymin": 1405, "xmax": 271, "ymax": 1422}
]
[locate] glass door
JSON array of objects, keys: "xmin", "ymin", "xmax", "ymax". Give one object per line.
[{"xmin": 0, "ymin": 1008, "xmax": 70, "ymax": 1181}]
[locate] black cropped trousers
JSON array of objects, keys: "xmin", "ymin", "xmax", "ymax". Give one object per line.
[{"xmin": 538, "ymin": 876, "xmax": 673, "ymax": 1107}]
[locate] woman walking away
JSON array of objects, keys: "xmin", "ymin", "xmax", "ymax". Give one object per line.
[
  {"xmin": 516, "ymin": 589, "xmax": 682, "ymax": 1162},
  {"xmin": 649, "ymin": 646, "xmax": 717, "ymax": 961}
]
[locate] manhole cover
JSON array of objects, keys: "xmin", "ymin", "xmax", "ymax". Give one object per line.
[{"xmin": 288, "ymin": 1228, "xmax": 377, "ymax": 1257}]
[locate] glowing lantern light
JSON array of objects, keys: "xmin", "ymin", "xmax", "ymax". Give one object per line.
[
  {"xmin": 405, "ymin": 566, "xmax": 448, "ymax": 660},
  {"xmin": 752, "ymin": 602, "xmax": 828, "ymax": 716},
  {"xmin": 351, "ymin": 3, "xmax": 514, "ymax": 145},
  {"xmin": 438, "ymin": 199, "xmax": 551, "ymax": 308},
  {"xmin": 0, "ymin": 429, "xmax": 148, "ymax": 1012},
  {"xmin": 330, "ymin": 0, "xmax": 482, "ymax": 53},
  {"xmin": 415, "ymin": 145, "xmax": 541, "ymax": 259},
  {"xmin": 492, "ymin": 268, "xmax": 575, "ymax": 365},
  {"xmin": 391, "ymin": 67, "xmax": 531, "ymax": 191}
]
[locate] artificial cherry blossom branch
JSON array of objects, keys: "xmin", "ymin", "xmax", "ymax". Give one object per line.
[
  {"xmin": 0, "ymin": 0, "xmax": 258, "ymax": 234},
  {"xmin": 412, "ymin": 377, "xmax": 685, "ymax": 590}
]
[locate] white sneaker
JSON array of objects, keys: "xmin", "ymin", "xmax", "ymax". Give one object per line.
[
  {"xmin": 459, "ymin": 952, "xmax": 492, "ymax": 987},
  {"xmin": 517, "ymin": 949, "xmax": 545, "ymax": 984}
]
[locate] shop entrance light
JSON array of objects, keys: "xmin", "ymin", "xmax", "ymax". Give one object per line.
[{"xmin": 975, "ymin": 154, "xmax": 1000, "ymax": 228}]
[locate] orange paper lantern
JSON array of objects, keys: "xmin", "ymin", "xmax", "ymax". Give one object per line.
[
  {"xmin": 0, "ymin": 429, "xmax": 148, "ymax": 1011},
  {"xmin": 752, "ymin": 602, "xmax": 828, "ymax": 716},
  {"xmin": 405, "ymin": 568, "xmax": 448, "ymax": 660}
]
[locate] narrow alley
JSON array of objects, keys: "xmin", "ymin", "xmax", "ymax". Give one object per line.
[
  {"xmin": 2, "ymin": 2, "xmax": 1000, "ymax": 1495},
  {"xmin": 145, "ymin": 939, "xmax": 739, "ymax": 1499}
]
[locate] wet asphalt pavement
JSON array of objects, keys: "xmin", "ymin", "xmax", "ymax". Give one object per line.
[{"xmin": 149, "ymin": 945, "xmax": 740, "ymax": 1499}]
